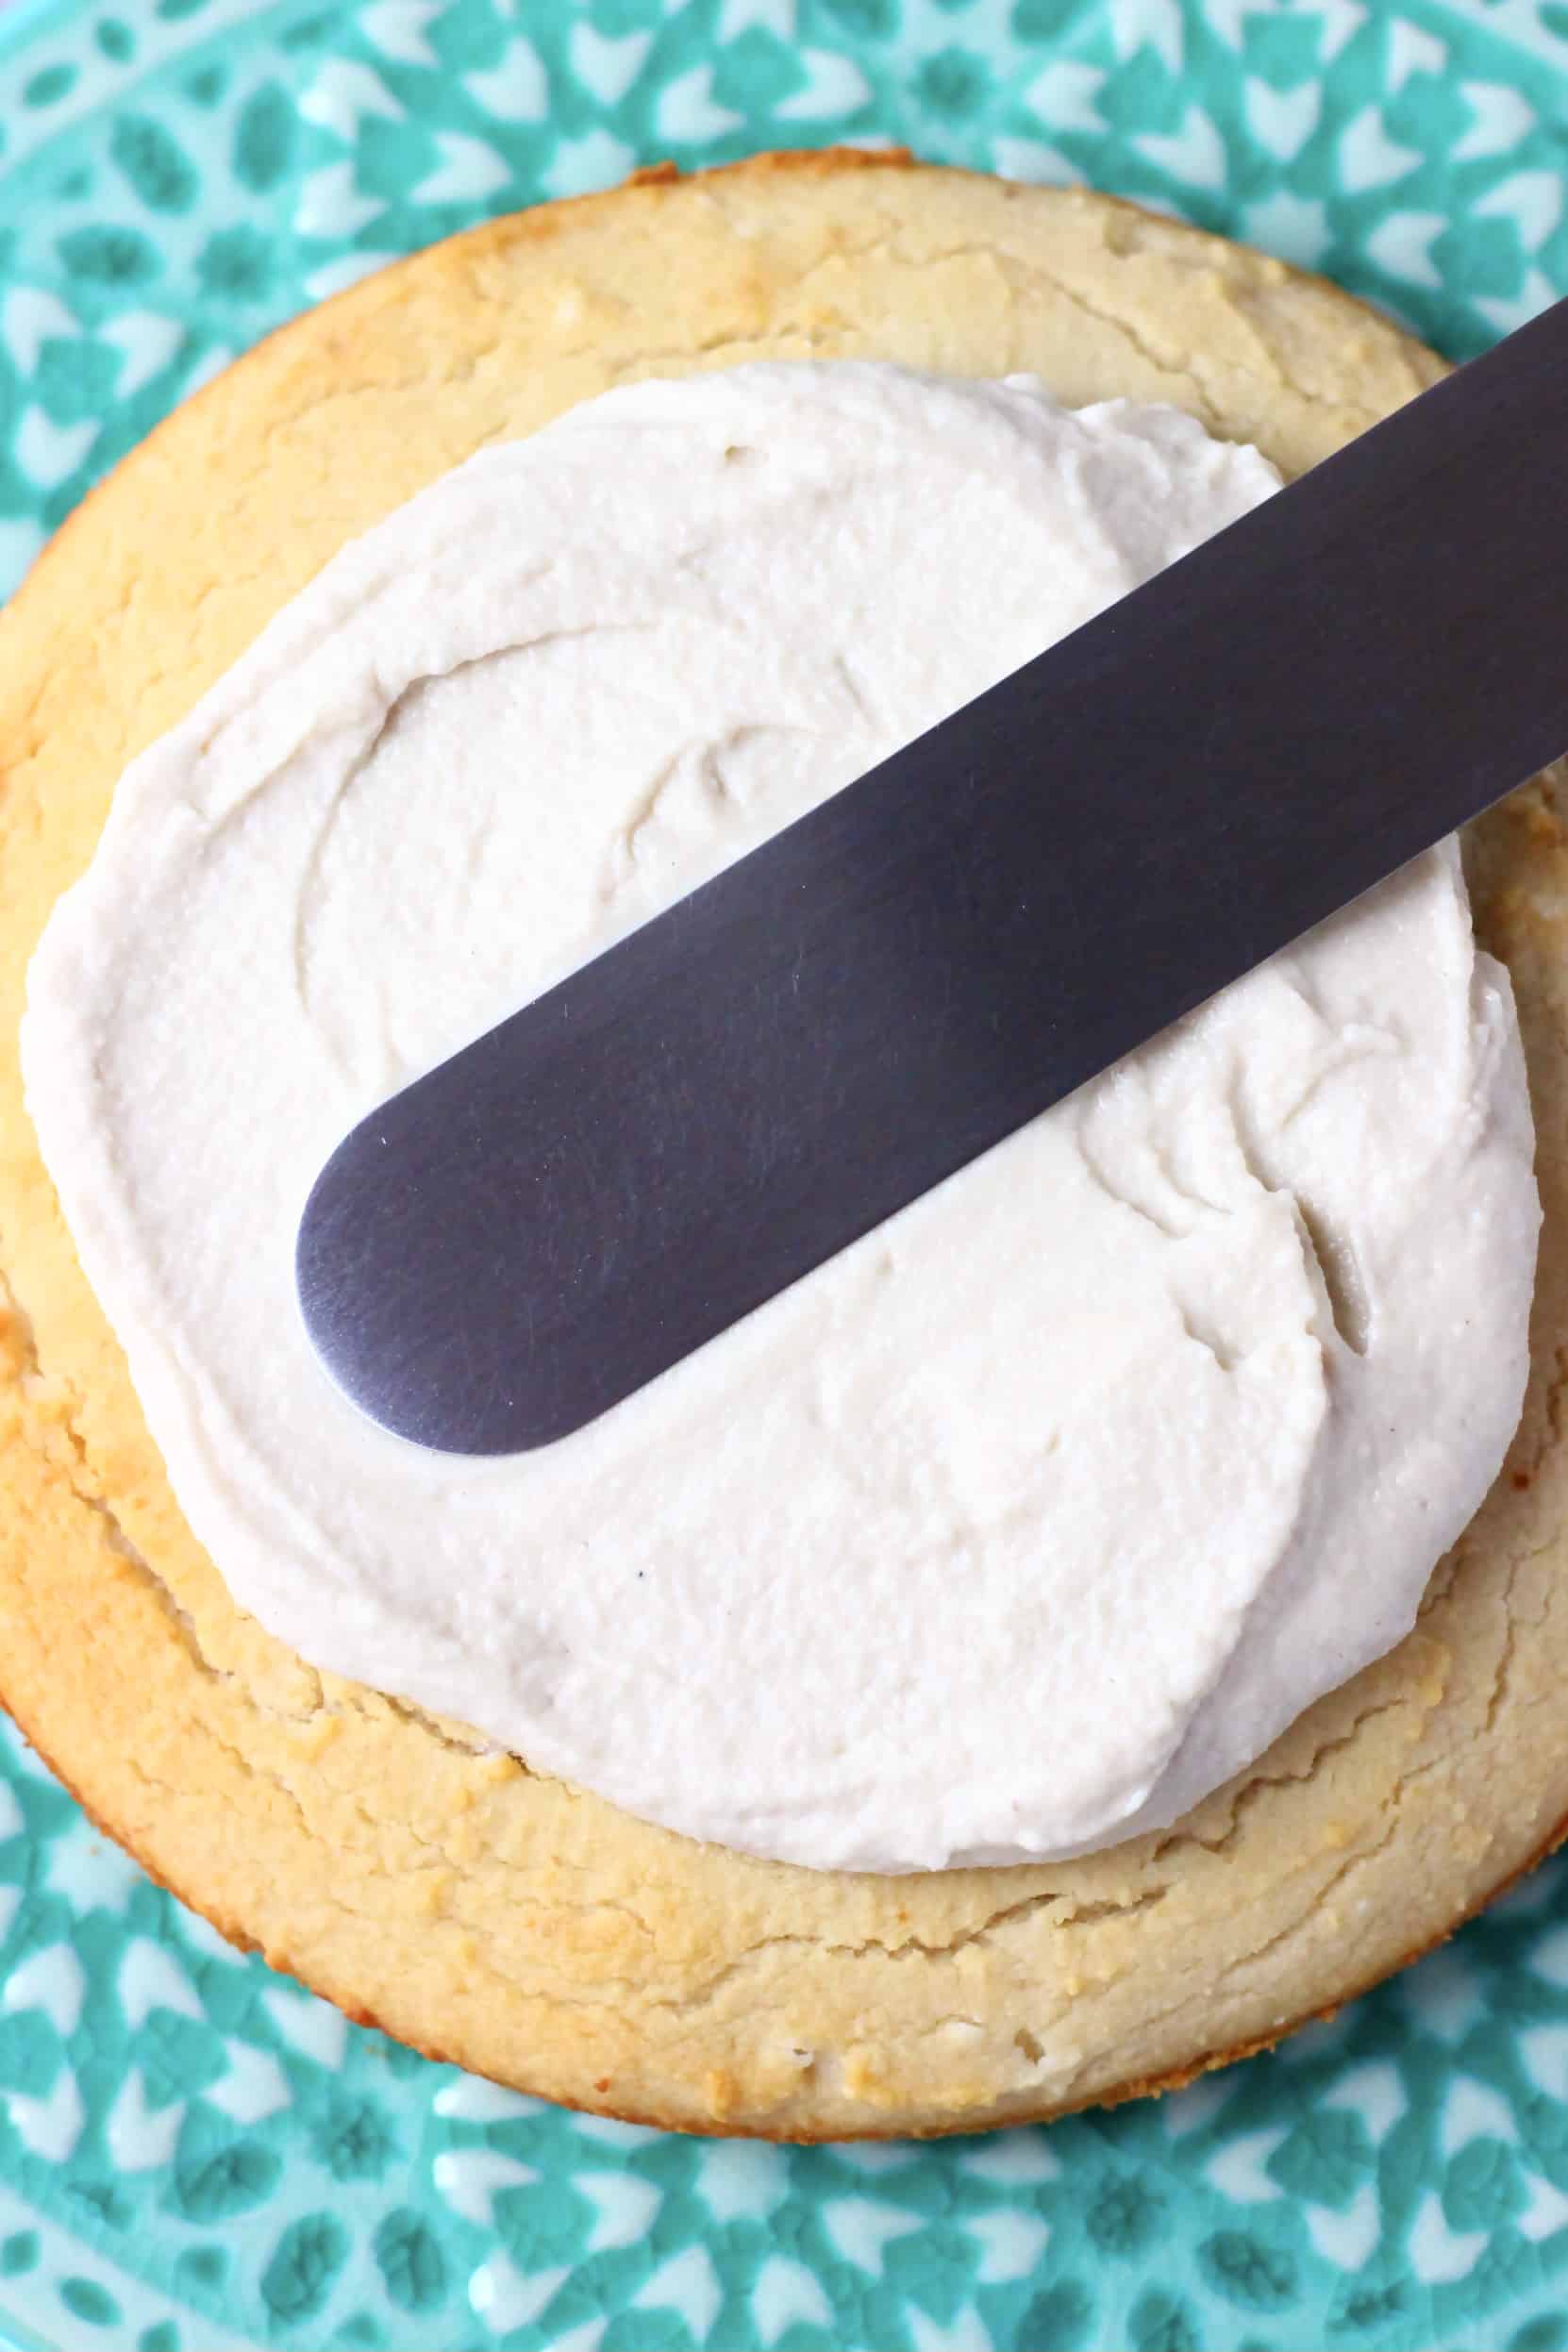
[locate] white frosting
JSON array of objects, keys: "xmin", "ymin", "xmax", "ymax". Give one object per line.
[{"xmin": 24, "ymin": 363, "xmax": 1539, "ymax": 1873}]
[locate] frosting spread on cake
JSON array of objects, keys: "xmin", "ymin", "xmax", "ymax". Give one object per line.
[{"xmin": 22, "ymin": 363, "xmax": 1539, "ymax": 1871}]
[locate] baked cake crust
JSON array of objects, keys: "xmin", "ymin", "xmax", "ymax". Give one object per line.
[{"xmin": 2, "ymin": 149, "xmax": 1563, "ymax": 2140}]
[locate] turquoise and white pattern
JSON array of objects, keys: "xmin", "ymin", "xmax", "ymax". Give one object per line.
[{"xmin": 5, "ymin": 2, "xmax": 1568, "ymax": 2345}]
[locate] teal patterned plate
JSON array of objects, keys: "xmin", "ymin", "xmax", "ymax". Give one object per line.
[{"xmin": 7, "ymin": 3, "xmax": 1568, "ymax": 2347}]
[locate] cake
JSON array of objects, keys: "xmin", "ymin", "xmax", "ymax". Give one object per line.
[{"xmin": 1, "ymin": 150, "xmax": 1562, "ymax": 2140}]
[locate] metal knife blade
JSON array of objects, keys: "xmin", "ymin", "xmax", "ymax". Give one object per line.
[{"xmin": 296, "ymin": 294, "xmax": 1568, "ymax": 1456}]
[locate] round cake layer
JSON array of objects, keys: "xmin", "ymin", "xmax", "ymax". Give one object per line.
[{"xmin": 0, "ymin": 151, "xmax": 1563, "ymax": 2137}]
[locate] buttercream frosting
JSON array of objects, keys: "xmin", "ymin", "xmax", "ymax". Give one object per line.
[{"xmin": 22, "ymin": 363, "xmax": 1539, "ymax": 1872}]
